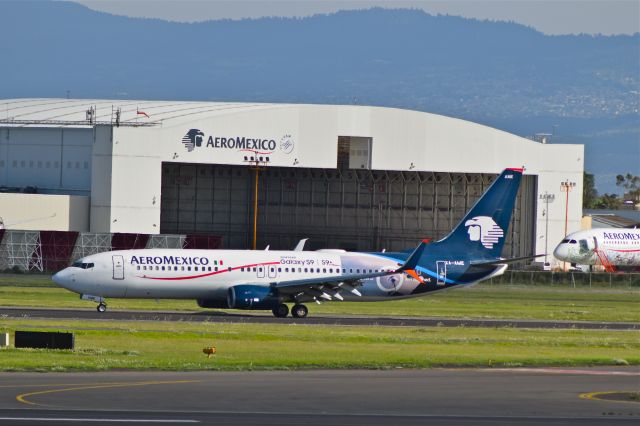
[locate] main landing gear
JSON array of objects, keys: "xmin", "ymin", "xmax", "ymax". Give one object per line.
[
  {"xmin": 272, "ymin": 304, "xmax": 289, "ymax": 318},
  {"xmin": 271, "ymin": 303, "xmax": 308, "ymax": 318},
  {"xmin": 97, "ymin": 302, "xmax": 107, "ymax": 313},
  {"xmin": 291, "ymin": 304, "xmax": 308, "ymax": 318}
]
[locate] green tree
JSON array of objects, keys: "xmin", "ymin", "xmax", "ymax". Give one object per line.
[
  {"xmin": 593, "ymin": 193, "xmax": 622, "ymax": 209},
  {"xmin": 583, "ymin": 171, "xmax": 598, "ymax": 208},
  {"xmin": 616, "ymin": 173, "xmax": 640, "ymax": 201}
]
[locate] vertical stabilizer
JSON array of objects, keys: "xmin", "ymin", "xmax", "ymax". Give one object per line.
[{"xmin": 434, "ymin": 168, "xmax": 523, "ymax": 260}]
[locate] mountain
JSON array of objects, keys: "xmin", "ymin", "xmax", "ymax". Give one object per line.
[{"xmin": 1, "ymin": 1, "xmax": 638, "ymax": 193}]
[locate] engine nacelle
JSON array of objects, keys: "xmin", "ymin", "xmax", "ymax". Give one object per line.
[
  {"xmin": 227, "ymin": 285, "xmax": 280, "ymax": 310},
  {"xmin": 196, "ymin": 299, "xmax": 229, "ymax": 309}
]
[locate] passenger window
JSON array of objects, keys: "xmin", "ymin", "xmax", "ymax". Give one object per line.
[
  {"xmin": 137, "ymin": 265, "xmax": 140, "ymax": 270},
  {"xmin": 161, "ymin": 266, "xmax": 165, "ymax": 271}
]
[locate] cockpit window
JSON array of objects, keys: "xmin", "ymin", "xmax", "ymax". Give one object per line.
[
  {"xmin": 569, "ymin": 240, "xmax": 577, "ymax": 244},
  {"xmin": 561, "ymin": 239, "xmax": 570, "ymax": 243},
  {"xmin": 72, "ymin": 261, "xmax": 94, "ymax": 269}
]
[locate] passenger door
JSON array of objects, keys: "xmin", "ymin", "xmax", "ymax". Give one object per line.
[{"xmin": 112, "ymin": 255, "xmax": 125, "ymax": 280}]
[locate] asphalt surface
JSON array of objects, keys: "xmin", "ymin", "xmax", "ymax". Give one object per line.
[
  {"xmin": 1, "ymin": 307, "xmax": 638, "ymax": 329},
  {"xmin": 0, "ymin": 369, "xmax": 638, "ymax": 425}
]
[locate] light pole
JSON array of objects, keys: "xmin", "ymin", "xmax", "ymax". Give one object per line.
[
  {"xmin": 539, "ymin": 192, "xmax": 555, "ymax": 265},
  {"xmin": 244, "ymin": 151, "xmax": 270, "ymax": 250},
  {"xmin": 560, "ymin": 180, "xmax": 576, "ymax": 270}
]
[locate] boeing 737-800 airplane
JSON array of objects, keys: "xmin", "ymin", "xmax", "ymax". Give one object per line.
[
  {"xmin": 553, "ymin": 228, "xmax": 640, "ymax": 268},
  {"xmin": 53, "ymin": 168, "xmax": 529, "ymax": 318}
]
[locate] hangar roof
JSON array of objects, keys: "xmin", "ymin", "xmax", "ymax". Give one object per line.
[{"xmin": 0, "ymin": 98, "xmax": 281, "ymax": 126}]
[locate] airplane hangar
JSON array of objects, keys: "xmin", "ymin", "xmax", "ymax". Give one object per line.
[{"xmin": 0, "ymin": 99, "xmax": 583, "ymax": 264}]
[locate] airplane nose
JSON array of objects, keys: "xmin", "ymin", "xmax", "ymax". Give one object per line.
[
  {"xmin": 52, "ymin": 268, "xmax": 73, "ymax": 289},
  {"xmin": 553, "ymin": 244, "xmax": 567, "ymax": 261}
]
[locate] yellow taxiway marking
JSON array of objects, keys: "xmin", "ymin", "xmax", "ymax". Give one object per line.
[
  {"xmin": 16, "ymin": 380, "xmax": 201, "ymax": 407},
  {"xmin": 579, "ymin": 391, "xmax": 640, "ymax": 405}
]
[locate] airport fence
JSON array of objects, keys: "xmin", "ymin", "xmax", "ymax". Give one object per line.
[
  {"xmin": 0, "ymin": 229, "xmax": 222, "ymax": 272},
  {"xmin": 486, "ymin": 270, "xmax": 640, "ymax": 288}
]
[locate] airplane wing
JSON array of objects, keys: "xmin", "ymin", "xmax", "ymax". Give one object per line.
[
  {"xmin": 269, "ymin": 270, "xmax": 394, "ymax": 300},
  {"xmin": 267, "ymin": 239, "xmax": 431, "ymax": 302}
]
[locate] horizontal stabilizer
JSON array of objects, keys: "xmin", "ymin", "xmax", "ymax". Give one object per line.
[{"xmin": 470, "ymin": 254, "xmax": 546, "ymax": 266}]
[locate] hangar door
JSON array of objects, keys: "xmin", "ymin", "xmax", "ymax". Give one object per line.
[{"xmin": 160, "ymin": 163, "xmax": 536, "ymax": 260}]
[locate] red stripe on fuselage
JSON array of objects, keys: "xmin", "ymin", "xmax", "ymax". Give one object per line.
[{"xmin": 138, "ymin": 261, "xmax": 281, "ymax": 281}]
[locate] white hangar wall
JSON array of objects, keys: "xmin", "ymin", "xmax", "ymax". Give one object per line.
[{"xmin": 0, "ymin": 127, "xmax": 92, "ymax": 194}]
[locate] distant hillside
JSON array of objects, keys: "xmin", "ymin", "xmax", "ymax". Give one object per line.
[{"xmin": 1, "ymin": 1, "xmax": 638, "ymax": 192}]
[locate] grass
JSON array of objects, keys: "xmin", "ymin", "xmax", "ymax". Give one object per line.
[
  {"xmin": 0, "ymin": 318, "xmax": 638, "ymax": 371},
  {"xmin": 1, "ymin": 276, "xmax": 639, "ymax": 322}
]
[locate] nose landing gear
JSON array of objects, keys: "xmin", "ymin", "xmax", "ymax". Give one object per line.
[{"xmin": 97, "ymin": 302, "xmax": 107, "ymax": 313}]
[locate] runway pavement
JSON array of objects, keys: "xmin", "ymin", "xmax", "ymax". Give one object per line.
[
  {"xmin": 1, "ymin": 306, "xmax": 638, "ymax": 329},
  {"xmin": 0, "ymin": 368, "xmax": 638, "ymax": 425}
]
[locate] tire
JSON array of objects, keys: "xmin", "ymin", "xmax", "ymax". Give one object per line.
[
  {"xmin": 272, "ymin": 303, "xmax": 289, "ymax": 318},
  {"xmin": 291, "ymin": 304, "xmax": 308, "ymax": 318},
  {"xmin": 97, "ymin": 303, "xmax": 107, "ymax": 313}
]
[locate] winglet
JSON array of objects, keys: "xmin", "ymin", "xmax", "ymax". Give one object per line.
[
  {"xmin": 397, "ymin": 239, "xmax": 429, "ymax": 272},
  {"xmin": 294, "ymin": 238, "xmax": 308, "ymax": 252}
]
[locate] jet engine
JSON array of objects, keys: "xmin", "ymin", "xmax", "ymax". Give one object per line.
[{"xmin": 227, "ymin": 285, "xmax": 280, "ymax": 310}]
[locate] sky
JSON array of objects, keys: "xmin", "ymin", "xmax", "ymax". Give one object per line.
[{"xmin": 75, "ymin": 0, "xmax": 640, "ymax": 35}]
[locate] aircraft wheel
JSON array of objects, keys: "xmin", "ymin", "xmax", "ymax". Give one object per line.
[
  {"xmin": 97, "ymin": 303, "xmax": 107, "ymax": 313},
  {"xmin": 291, "ymin": 304, "xmax": 308, "ymax": 318},
  {"xmin": 272, "ymin": 304, "xmax": 289, "ymax": 318}
]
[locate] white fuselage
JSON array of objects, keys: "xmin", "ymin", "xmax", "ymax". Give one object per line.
[
  {"xmin": 553, "ymin": 228, "xmax": 640, "ymax": 266},
  {"xmin": 53, "ymin": 248, "xmax": 424, "ymax": 301}
]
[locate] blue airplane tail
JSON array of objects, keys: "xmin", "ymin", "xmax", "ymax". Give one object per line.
[{"xmin": 432, "ymin": 168, "xmax": 523, "ymax": 260}]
